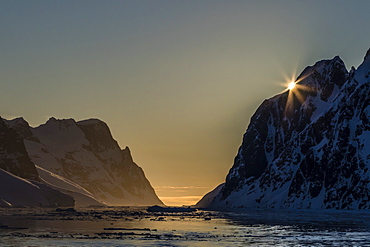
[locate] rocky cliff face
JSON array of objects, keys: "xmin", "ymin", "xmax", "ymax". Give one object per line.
[
  {"xmin": 7, "ymin": 117, "xmax": 162, "ymax": 206},
  {"xmin": 0, "ymin": 118, "xmax": 74, "ymax": 207},
  {"xmin": 199, "ymin": 49, "xmax": 370, "ymax": 210},
  {"xmin": 0, "ymin": 118, "xmax": 39, "ymax": 181}
]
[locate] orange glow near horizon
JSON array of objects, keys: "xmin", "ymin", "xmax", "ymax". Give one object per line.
[
  {"xmin": 154, "ymin": 185, "xmax": 211, "ymax": 206},
  {"xmin": 159, "ymin": 196, "xmax": 203, "ymax": 206}
]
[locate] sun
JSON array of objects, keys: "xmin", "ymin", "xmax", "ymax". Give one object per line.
[{"xmin": 288, "ymin": 81, "xmax": 296, "ymax": 90}]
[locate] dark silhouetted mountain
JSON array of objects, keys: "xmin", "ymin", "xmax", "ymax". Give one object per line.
[
  {"xmin": 0, "ymin": 118, "xmax": 39, "ymax": 181},
  {"xmin": 198, "ymin": 49, "xmax": 370, "ymax": 209}
]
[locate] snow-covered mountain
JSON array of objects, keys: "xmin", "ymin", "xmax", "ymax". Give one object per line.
[
  {"xmin": 0, "ymin": 118, "xmax": 74, "ymax": 207},
  {"xmin": 6, "ymin": 117, "xmax": 163, "ymax": 206},
  {"xmin": 0, "ymin": 168, "xmax": 74, "ymax": 207},
  {"xmin": 198, "ymin": 49, "xmax": 370, "ymax": 210}
]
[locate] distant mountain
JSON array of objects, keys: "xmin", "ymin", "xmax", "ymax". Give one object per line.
[
  {"xmin": 5, "ymin": 117, "xmax": 163, "ymax": 206},
  {"xmin": 198, "ymin": 49, "xmax": 370, "ymax": 210},
  {"xmin": 0, "ymin": 118, "xmax": 74, "ymax": 207}
]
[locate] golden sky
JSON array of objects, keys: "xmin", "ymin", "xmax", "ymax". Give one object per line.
[{"xmin": 2, "ymin": 1, "xmax": 370, "ymax": 206}]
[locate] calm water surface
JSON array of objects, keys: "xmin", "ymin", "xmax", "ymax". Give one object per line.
[{"xmin": 0, "ymin": 207, "xmax": 369, "ymax": 246}]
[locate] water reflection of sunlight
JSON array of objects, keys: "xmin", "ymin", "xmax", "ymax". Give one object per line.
[{"xmin": 1, "ymin": 208, "xmax": 370, "ymax": 246}]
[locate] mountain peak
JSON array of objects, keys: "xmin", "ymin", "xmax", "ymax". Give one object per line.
[
  {"xmin": 5, "ymin": 117, "xmax": 29, "ymax": 129},
  {"xmin": 364, "ymin": 48, "xmax": 370, "ymax": 61},
  {"xmin": 1, "ymin": 116, "xmax": 163, "ymax": 206},
  {"xmin": 10, "ymin": 117, "xmax": 27, "ymax": 123},
  {"xmin": 47, "ymin": 117, "xmax": 57, "ymax": 122},
  {"xmin": 122, "ymin": 146, "xmax": 133, "ymax": 163},
  {"xmin": 77, "ymin": 118, "xmax": 104, "ymax": 126},
  {"xmin": 297, "ymin": 56, "xmax": 347, "ymax": 85},
  {"xmin": 199, "ymin": 49, "xmax": 370, "ymax": 210},
  {"xmin": 292, "ymin": 55, "xmax": 348, "ymax": 106},
  {"xmin": 77, "ymin": 119, "xmax": 119, "ymax": 152},
  {"xmin": 46, "ymin": 117, "xmax": 76, "ymax": 125},
  {"xmin": 123, "ymin": 146, "xmax": 131, "ymax": 153},
  {"xmin": 4, "ymin": 117, "xmax": 39, "ymax": 142}
]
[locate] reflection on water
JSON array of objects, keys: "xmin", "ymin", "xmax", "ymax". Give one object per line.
[
  {"xmin": 0, "ymin": 207, "xmax": 369, "ymax": 246},
  {"xmin": 223, "ymin": 209, "xmax": 370, "ymax": 246}
]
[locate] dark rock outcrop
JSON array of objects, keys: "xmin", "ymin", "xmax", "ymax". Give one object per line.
[
  {"xmin": 0, "ymin": 118, "xmax": 39, "ymax": 181},
  {"xmin": 0, "ymin": 118, "xmax": 74, "ymax": 207},
  {"xmin": 199, "ymin": 49, "xmax": 370, "ymax": 209}
]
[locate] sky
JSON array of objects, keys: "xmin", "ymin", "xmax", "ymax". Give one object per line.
[{"xmin": 2, "ymin": 0, "xmax": 370, "ymax": 206}]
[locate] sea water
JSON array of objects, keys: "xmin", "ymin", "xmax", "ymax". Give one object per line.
[{"xmin": 0, "ymin": 207, "xmax": 369, "ymax": 246}]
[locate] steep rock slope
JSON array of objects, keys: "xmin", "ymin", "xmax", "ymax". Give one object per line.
[
  {"xmin": 9, "ymin": 117, "xmax": 162, "ymax": 206},
  {"xmin": 5, "ymin": 118, "xmax": 106, "ymax": 207},
  {"xmin": 200, "ymin": 49, "xmax": 370, "ymax": 209},
  {"xmin": 0, "ymin": 118, "xmax": 39, "ymax": 181},
  {"xmin": 0, "ymin": 118, "xmax": 74, "ymax": 207}
]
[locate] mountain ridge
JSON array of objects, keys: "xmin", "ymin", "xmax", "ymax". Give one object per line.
[
  {"xmin": 0, "ymin": 118, "xmax": 75, "ymax": 207},
  {"xmin": 197, "ymin": 49, "xmax": 370, "ymax": 210},
  {"xmin": 2, "ymin": 116, "xmax": 163, "ymax": 207}
]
